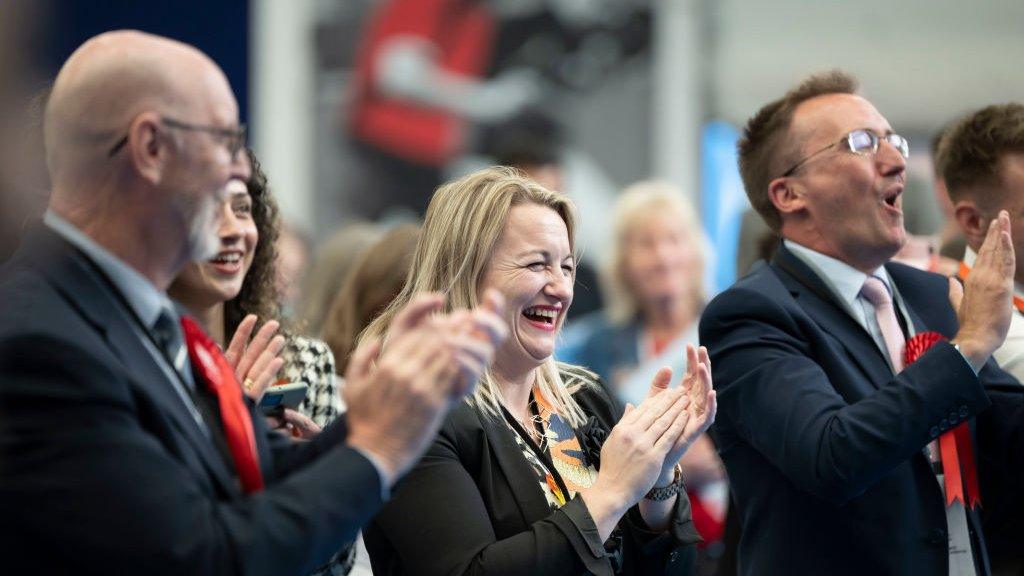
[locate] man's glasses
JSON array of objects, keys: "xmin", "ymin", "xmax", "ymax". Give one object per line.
[
  {"xmin": 108, "ymin": 117, "xmax": 247, "ymax": 159},
  {"xmin": 781, "ymin": 128, "xmax": 910, "ymax": 178}
]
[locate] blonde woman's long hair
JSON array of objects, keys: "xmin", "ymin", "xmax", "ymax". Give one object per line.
[
  {"xmin": 361, "ymin": 166, "xmax": 592, "ymax": 427},
  {"xmin": 602, "ymin": 181, "xmax": 708, "ymax": 326}
]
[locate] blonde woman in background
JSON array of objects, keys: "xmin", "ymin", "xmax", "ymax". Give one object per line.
[
  {"xmin": 362, "ymin": 167, "xmax": 715, "ymax": 576},
  {"xmin": 560, "ymin": 182, "xmax": 708, "ymax": 403}
]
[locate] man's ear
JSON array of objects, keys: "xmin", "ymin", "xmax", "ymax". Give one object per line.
[
  {"xmin": 767, "ymin": 177, "xmax": 806, "ymax": 217},
  {"xmin": 126, "ymin": 113, "xmax": 167, "ymax": 186},
  {"xmin": 953, "ymin": 198, "xmax": 987, "ymax": 248}
]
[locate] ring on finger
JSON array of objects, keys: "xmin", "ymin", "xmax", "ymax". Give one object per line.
[{"xmin": 243, "ymin": 377, "xmax": 255, "ymax": 391}]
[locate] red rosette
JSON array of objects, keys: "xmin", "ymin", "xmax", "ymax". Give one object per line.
[
  {"xmin": 903, "ymin": 331, "xmax": 946, "ymax": 365},
  {"xmin": 901, "ymin": 329, "xmax": 981, "ymax": 508}
]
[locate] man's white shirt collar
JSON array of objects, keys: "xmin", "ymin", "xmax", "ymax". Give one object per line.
[
  {"xmin": 783, "ymin": 239, "xmax": 893, "ymax": 313},
  {"xmin": 43, "ymin": 210, "xmax": 175, "ymax": 329}
]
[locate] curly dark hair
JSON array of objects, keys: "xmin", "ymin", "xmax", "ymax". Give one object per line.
[{"xmin": 223, "ymin": 148, "xmax": 282, "ymax": 337}]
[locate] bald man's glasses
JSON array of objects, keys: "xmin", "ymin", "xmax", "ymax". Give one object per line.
[
  {"xmin": 781, "ymin": 129, "xmax": 909, "ymax": 178},
  {"xmin": 107, "ymin": 117, "xmax": 247, "ymax": 159}
]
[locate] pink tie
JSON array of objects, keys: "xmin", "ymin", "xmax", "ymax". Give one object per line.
[{"xmin": 860, "ymin": 276, "xmax": 905, "ymax": 373}]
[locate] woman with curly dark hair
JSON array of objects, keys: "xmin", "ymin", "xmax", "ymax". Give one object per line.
[
  {"xmin": 169, "ymin": 148, "xmax": 351, "ymax": 574},
  {"xmin": 169, "ymin": 149, "xmax": 342, "ymax": 432},
  {"xmin": 221, "ymin": 149, "xmax": 281, "ymax": 345}
]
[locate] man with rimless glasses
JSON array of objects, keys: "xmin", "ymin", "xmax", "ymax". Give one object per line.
[{"xmin": 700, "ymin": 70, "xmax": 1024, "ymax": 575}]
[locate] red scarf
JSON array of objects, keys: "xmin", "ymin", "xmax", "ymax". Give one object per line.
[{"xmin": 181, "ymin": 316, "xmax": 264, "ymax": 493}]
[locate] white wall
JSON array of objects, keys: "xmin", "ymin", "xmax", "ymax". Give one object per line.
[
  {"xmin": 251, "ymin": 0, "xmax": 316, "ymax": 230},
  {"xmin": 713, "ymin": 0, "xmax": 1024, "ymax": 131}
]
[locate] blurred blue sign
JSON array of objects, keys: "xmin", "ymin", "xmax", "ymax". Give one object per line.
[{"xmin": 700, "ymin": 120, "xmax": 749, "ymax": 294}]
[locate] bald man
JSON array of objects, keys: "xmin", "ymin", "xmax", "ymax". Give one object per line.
[{"xmin": 0, "ymin": 31, "xmax": 506, "ymax": 575}]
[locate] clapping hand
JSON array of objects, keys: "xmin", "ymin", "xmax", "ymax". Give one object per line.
[
  {"xmin": 343, "ymin": 292, "xmax": 508, "ymax": 487},
  {"xmin": 643, "ymin": 344, "xmax": 718, "ymax": 483},
  {"xmin": 589, "ymin": 387, "xmax": 692, "ymax": 506},
  {"xmin": 224, "ymin": 314, "xmax": 286, "ymax": 402},
  {"xmin": 950, "ymin": 210, "xmax": 1015, "ymax": 370},
  {"xmin": 446, "ymin": 289, "xmax": 508, "ymax": 397}
]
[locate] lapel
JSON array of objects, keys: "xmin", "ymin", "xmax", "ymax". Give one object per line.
[
  {"xmin": 32, "ymin": 227, "xmax": 239, "ymax": 495},
  {"xmin": 771, "ymin": 243, "xmax": 893, "ymax": 390},
  {"xmin": 476, "ymin": 408, "xmax": 556, "ymax": 524}
]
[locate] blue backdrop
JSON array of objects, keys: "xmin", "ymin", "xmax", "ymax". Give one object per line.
[{"xmin": 45, "ymin": 0, "xmax": 250, "ymax": 122}]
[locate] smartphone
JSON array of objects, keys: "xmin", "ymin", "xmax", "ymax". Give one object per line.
[{"xmin": 259, "ymin": 381, "xmax": 308, "ymax": 414}]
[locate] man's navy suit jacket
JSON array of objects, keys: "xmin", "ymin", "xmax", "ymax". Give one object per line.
[
  {"xmin": 699, "ymin": 243, "xmax": 1024, "ymax": 576},
  {"xmin": 0, "ymin": 226, "xmax": 383, "ymax": 575}
]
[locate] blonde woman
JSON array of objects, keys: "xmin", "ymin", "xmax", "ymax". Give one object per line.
[{"xmin": 362, "ymin": 167, "xmax": 716, "ymax": 576}]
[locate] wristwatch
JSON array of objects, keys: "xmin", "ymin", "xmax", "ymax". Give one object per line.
[{"xmin": 645, "ymin": 464, "xmax": 684, "ymax": 501}]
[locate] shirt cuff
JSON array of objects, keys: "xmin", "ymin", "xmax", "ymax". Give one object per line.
[
  {"xmin": 952, "ymin": 342, "xmax": 980, "ymax": 376},
  {"xmin": 349, "ymin": 446, "xmax": 391, "ymax": 501}
]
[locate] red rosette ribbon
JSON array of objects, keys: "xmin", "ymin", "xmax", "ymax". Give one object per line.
[{"xmin": 904, "ymin": 331, "xmax": 980, "ymax": 509}]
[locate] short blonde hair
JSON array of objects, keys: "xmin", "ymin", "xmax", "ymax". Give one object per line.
[
  {"xmin": 602, "ymin": 181, "xmax": 707, "ymax": 325},
  {"xmin": 362, "ymin": 166, "xmax": 591, "ymax": 426}
]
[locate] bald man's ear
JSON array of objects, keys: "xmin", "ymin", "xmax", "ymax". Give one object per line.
[
  {"xmin": 953, "ymin": 199, "xmax": 988, "ymax": 250},
  {"xmin": 126, "ymin": 114, "xmax": 168, "ymax": 186},
  {"xmin": 767, "ymin": 177, "xmax": 806, "ymax": 217}
]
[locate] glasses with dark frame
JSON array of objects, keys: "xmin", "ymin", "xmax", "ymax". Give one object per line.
[
  {"xmin": 780, "ymin": 128, "xmax": 910, "ymax": 178},
  {"xmin": 107, "ymin": 116, "xmax": 247, "ymax": 159}
]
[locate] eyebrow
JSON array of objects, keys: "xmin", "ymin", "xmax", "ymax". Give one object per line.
[
  {"xmin": 858, "ymin": 126, "xmax": 896, "ymax": 136},
  {"xmin": 516, "ymin": 249, "xmax": 573, "ymax": 262}
]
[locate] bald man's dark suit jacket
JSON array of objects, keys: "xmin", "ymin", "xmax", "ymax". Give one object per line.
[
  {"xmin": 699, "ymin": 243, "xmax": 1024, "ymax": 576},
  {"xmin": 0, "ymin": 226, "xmax": 382, "ymax": 576}
]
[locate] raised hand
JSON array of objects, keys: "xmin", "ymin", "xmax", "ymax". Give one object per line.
[
  {"xmin": 639, "ymin": 345, "xmax": 719, "ymax": 481},
  {"xmin": 681, "ymin": 345, "xmax": 712, "ymax": 417},
  {"xmin": 953, "ymin": 210, "xmax": 1015, "ymax": 369},
  {"xmin": 446, "ymin": 289, "xmax": 508, "ymax": 397},
  {"xmin": 343, "ymin": 292, "xmax": 508, "ymax": 488},
  {"xmin": 659, "ymin": 342, "xmax": 716, "ymax": 469},
  {"xmin": 224, "ymin": 314, "xmax": 286, "ymax": 402}
]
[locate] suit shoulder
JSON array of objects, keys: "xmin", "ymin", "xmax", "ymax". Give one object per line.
[
  {"xmin": 0, "ymin": 263, "xmax": 71, "ymax": 336},
  {"xmin": 435, "ymin": 400, "xmax": 488, "ymax": 451},
  {"xmin": 703, "ymin": 264, "xmax": 791, "ymax": 321}
]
